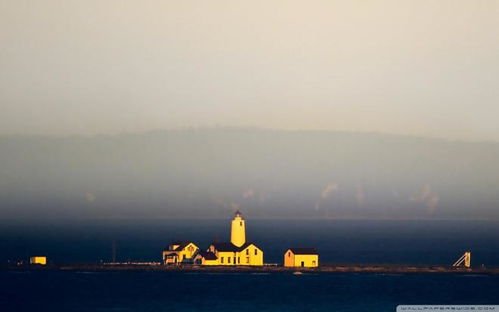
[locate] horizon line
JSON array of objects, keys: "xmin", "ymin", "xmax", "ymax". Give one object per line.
[{"xmin": 1, "ymin": 126, "xmax": 498, "ymax": 145}]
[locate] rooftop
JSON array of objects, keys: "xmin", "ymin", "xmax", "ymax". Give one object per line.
[
  {"xmin": 163, "ymin": 241, "xmax": 195, "ymax": 251},
  {"xmin": 198, "ymin": 251, "xmax": 217, "ymax": 260},
  {"xmin": 287, "ymin": 248, "xmax": 318, "ymax": 255},
  {"xmin": 211, "ymin": 242, "xmax": 256, "ymax": 252}
]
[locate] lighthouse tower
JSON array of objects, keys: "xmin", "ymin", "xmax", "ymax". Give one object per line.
[{"xmin": 230, "ymin": 210, "xmax": 246, "ymax": 247}]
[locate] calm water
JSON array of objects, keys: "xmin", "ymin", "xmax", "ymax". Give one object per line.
[
  {"xmin": 1, "ymin": 219, "xmax": 498, "ymax": 311},
  {"xmin": 1, "ymin": 219, "xmax": 499, "ymax": 265},
  {"xmin": 1, "ymin": 271, "xmax": 498, "ymax": 311}
]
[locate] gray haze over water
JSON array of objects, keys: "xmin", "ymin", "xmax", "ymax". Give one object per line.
[
  {"xmin": 1, "ymin": 128, "xmax": 498, "ymax": 220},
  {"xmin": 1, "ymin": 2, "xmax": 498, "ymax": 221}
]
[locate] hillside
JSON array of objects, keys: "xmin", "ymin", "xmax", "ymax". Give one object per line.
[{"xmin": 1, "ymin": 128, "xmax": 498, "ymax": 219}]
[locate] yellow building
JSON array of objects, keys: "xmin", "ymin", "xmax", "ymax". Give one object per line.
[
  {"xmin": 162, "ymin": 242, "xmax": 199, "ymax": 265},
  {"xmin": 205, "ymin": 242, "xmax": 263, "ymax": 266},
  {"xmin": 30, "ymin": 256, "xmax": 47, "ymax": 265},
  {"xmin": 197, "ymin": 211, "xmax": 264, "ymax": 266},
  {"xmin": 284, "ymin": 248, "xmax": 319, "ymax": 268},
  {"xmin": 193, "ymin": 251, "xmax": 218, "ymax": 266}
]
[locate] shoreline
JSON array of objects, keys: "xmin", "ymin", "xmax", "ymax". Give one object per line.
[{"xmin": 3, "ymin": 264, "xmax": 498, "ymax": 274}]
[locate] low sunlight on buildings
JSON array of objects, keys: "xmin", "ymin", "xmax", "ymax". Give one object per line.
[
  {"xmin": 29, "ymin": 256, "xmax": 47, "ymax": 265},
  {"xmin": 162, "ymin": 242, "xmax": 199, "ymax": 265},
  {"xmin": 163, "ymin": 211, "xmax": 264, "ymax": 266},
  {"xmin": 284, "ymin": 248, "xmax": 319, "ymax": 268}
]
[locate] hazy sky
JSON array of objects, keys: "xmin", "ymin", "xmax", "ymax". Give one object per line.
[{"xmin": 1, "ymin": 0, "xmax": 498, "ymax": 141}]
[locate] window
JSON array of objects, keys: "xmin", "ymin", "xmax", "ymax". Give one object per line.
[
  {"xmin": 221, "ymin": 257, "xmax": 224, "ymax": 264},
  {"xmin": 238, "ymin": 257, "xmax": 240, "ymax": 264},
  {"xmin": 228, "ymin": 257, "xmax": 231, "ymax": 263},
  {"xmin": 254, "ymin": 249, "xmax": 258, "ymax": 255},
  {"xmin": 246, "ymin": 257, "xmax": 250, "ymax": 264},
  {"xmin": 288, "ymin": 252, "xmax": 291, "ymax": 257},
  {"xmin": 240, "ymin": 221, "xmax": 242, "ymax": 226},
  {"xmin": 246, "ymin": 249, "xmax": 249, "ymax": 255}
]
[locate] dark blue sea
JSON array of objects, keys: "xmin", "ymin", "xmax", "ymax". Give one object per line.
[
  {"xmin": 1, "ymin": 219, "xmax": 498, "ymax": 311},
  {"xmin": 1, "ymin": 271, "xmax": 498, "ymax": 311}
]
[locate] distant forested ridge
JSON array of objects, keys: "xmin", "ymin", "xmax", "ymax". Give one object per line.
[{"xmin": 0, "ymin": 128, "xmax": 498, "ymax": 219}]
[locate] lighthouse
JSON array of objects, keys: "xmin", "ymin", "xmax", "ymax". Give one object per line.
[
  {"xmin": 230, "ymin": 210, "xmax": 246, "ymax": 247},
  {"xmin": 197, "ymin": 210, "xmax": 264, "ymax": 266}
]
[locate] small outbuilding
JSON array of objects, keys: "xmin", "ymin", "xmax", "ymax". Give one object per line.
[
  {"xmin": 30, "ymin": 256, "xmax": 47, "ymax": 265},
  {"xmin": 284, "ymin": 248, "xmax": 319, "ymax": 268}
]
